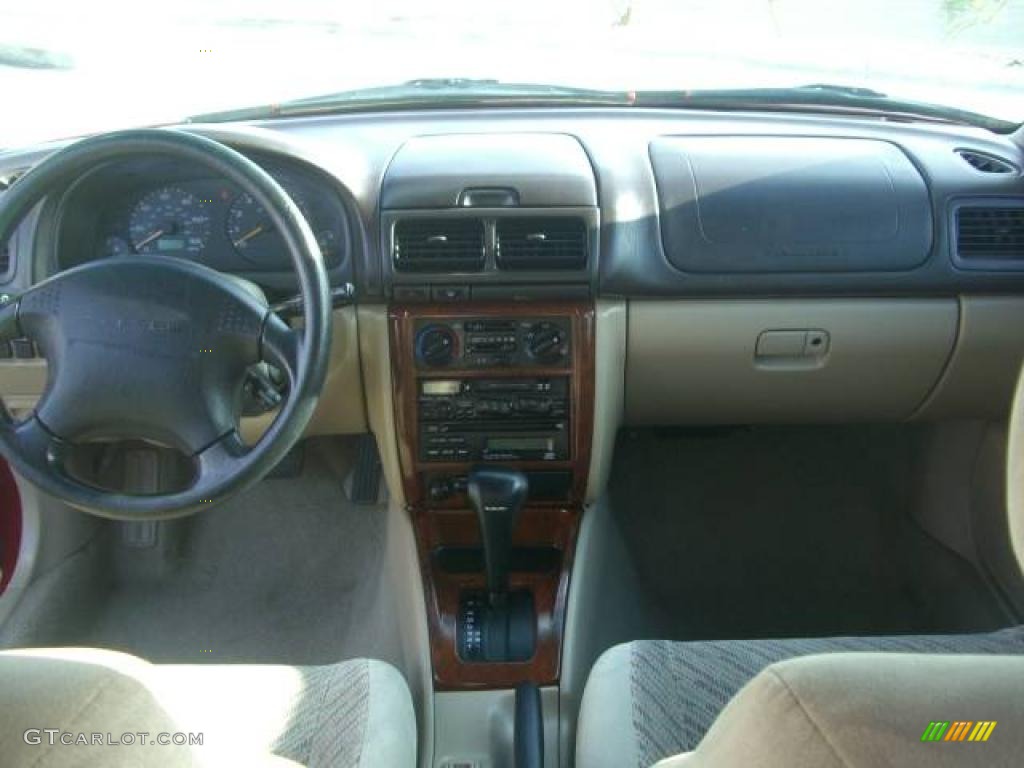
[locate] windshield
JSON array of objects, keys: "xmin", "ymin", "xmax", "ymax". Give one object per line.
[{"xmin": 2, "ymin": 0, "xmax": 1022, "ymax": 147}]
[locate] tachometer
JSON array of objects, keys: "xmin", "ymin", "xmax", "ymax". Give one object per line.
[
  {"xmin": 226, "ymin": 185, "xmax": 310, "ymax": 266},
  {"xmin": 129, "ymin": 186, "xmax": 211, "ymax": 256}
]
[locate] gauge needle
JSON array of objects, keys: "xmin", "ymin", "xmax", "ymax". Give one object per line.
[
  {"xmin": 233, "ymin": 224, "xmax": 266, "ymax": 247},
  {"xmin": 134, "ymin": 229, "xmax": 165, "ymax": 251}
]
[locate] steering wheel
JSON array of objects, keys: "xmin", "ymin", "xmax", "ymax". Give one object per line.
[{"xmin": 0, "ymin": 129, "xmax": 331, "ymax": 519}]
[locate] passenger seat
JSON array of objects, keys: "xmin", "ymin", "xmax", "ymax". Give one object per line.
[{"xmin": 577, "ymin": 629, "xmax": 1024, "ymax": 767}]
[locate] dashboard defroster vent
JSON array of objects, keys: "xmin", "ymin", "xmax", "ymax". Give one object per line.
[
  {"xmin": 955, "ymin": 204, "xmax": 1024, "ymax": 264},
  {"xmin": 393, "ymin": 218, "xmax": 485, "ymax": 272},
  {"xmin": 495, "ymin": 217, "xmax": 588, "ymax": 270},
  {"xmin": 956, "ymin": 150, "xmax": 1018, "ymax": 175}
]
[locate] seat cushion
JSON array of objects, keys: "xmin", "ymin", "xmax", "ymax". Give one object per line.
[
  {"xmin": 576, "ymin": 626, "xmax": 1024, "ymax": 768},
  {"xmin": 0, "ymin": 648, "xmax": 416, "ymax": 768},
  {"xmin": 655, "ymin": 653, "xmax": 1024, "ymax": 768}
]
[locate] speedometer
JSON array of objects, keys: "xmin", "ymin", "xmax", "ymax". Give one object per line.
[{"xmin": 129, "ymin": 186, "xmax": 211, "ymax": 256}]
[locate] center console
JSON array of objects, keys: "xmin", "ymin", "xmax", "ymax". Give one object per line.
[
  {"xmin": 390, "ymin": 301, "xmax": 593, "ymax": 689},
  {"xmin": 381, "ymin": 131, "xmax": 597, "ymax": 717}
]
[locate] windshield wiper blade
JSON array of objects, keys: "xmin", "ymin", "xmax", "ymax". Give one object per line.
[{"xmin": 187, "ymin": 80, "xmax": 630, "ymax": 123}]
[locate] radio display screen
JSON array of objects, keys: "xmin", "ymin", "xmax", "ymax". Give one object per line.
[
  {"xmin": 486, "ymin": 437, "xmax": 553, "ymax": 452},
  {"xmin": 421, "ymin": 380, "xmax": 461, "ymax": 396}
]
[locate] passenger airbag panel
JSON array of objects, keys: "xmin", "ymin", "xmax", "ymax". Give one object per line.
[{"xmin": 649, "ymin": 136, "xmax": 932, "ymax": 273}]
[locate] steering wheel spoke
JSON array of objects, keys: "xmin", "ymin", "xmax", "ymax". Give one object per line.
[
  {"xmin": 0, "ymin": 415, "xmax": 68, "ymax": 486},
  {"xmin": 194, "ymin": 429, "xmax": 250, "ymax": 497},
  {"xmin": 260, "ymin": 312, "xmax": 302, "ymax": 383}
]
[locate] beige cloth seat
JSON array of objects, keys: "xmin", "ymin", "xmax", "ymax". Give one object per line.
[
  {"xmin": 652, "ymin": 653, "xmax": 1024, "ymax": 768},
  {"xmin": 0, "ymin": 647, "xmax": 416, "ymax": 768},
  {"xmin": 578, "ymin": 629, "xmax": 1024, "ymax": 768}
]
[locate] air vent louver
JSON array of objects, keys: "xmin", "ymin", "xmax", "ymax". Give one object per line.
[
  {"xmin": 956, "ymin": 205, "xmax": 1024, "ymax": 262},
  {"xmin": 393, "ymin": 218, "xmax": 484, "ymax": 272},
  {"xmin": 956, "ymin": 150, "xmax": 1018, "ymax": 175},
  {"xmin": 495, "ymin": 217, "xmax": 588, "ymax": 270}
]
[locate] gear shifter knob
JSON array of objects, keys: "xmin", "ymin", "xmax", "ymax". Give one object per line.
[{"xmin": 467, "ymin": 466, "xmax": 528, "ymax": 603}]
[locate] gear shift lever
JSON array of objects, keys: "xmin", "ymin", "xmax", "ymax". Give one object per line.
[
  {"xmin": 467, "ymin": 466, "xmax": 529, "ymax": 605},
  {"xmin": 460, "ymin": 466, "xmax": 535, "ymax": 662}
]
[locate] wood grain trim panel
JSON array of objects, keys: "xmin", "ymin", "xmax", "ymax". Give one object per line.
[
  {"xmin": 388, "ymin": 301, "xmax": 595, "ymax": 508},
  {"xmin": 414, "ymin": 506, "xmax": 580, "ymax": 690},
  {"xmin": 389, "ymin": 301, "xmax": 594, "ymax": 690}
]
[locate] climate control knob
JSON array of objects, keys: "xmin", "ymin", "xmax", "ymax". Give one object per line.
[
  {"xmin": 416, "ymin": 325, "xmax": 458, "ymax": 367},
  {"xmin": 525, "ymin": 322, "xmax": 568, "ymax": 364}
]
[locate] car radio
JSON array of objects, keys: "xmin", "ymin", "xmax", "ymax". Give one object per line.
[{"xmin": 418, "ymin": 377, "xmax": 569, "ymax": 463}]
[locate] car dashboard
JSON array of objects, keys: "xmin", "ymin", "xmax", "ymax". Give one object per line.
[{"xmin": 0, "ymin": 106, "xmax": 1023, "ymax": 438}]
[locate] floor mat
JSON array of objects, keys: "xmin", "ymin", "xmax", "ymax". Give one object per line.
[
  {"xmin": 609, "ymin": 426, "xmax": 1011, "ymax": 641},
  {"xmin": 71, "ymin": 441, "xmax": 397, "ymax": 665}
]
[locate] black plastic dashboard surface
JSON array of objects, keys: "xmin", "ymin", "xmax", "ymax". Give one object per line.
[
  {"xmin": 649, "ymin": 136, "xmax": 933, "ymax": 274},
  {"xmin": 1, "ymin": 108, "xmax": 1022, "ymax": 299}
]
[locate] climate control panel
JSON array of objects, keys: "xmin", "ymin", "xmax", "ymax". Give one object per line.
[{"xmin": 413, "ymin": 317, "xmax": 571, "ymax": 369}]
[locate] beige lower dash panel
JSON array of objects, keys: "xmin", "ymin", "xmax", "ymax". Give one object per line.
[
  {"xmin": 626, "ymin": 299, "xmax": 959, "ymax": 424},
  {"xmin": 0, "ymin": 359, "xmax": 47, "ymax": 419},
  {"xmin": 913, "ymin": 297, "xmax": 1024, "ymax": 421},
  {"xmin": 2, "ymin": 306, "xmax": 366, "ymax": 440},
  {"xmin": 242, "ymin": 306, "xmax": 368, "ymax": 443}
]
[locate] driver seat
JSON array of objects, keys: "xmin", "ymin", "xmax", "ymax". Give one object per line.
[{"xmin": 0, "ymin": 647, "xmax": 416, "ymax": 767}]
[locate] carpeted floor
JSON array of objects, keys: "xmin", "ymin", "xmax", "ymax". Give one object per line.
[
  {"xmin": 3, "ymin": 440, "xmax": 401, "ymax": 667},
  {"xmin": 609, "ymin": 426, "xmax": 1013, "ymax": 641}
]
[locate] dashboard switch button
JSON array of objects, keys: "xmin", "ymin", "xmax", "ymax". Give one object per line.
[{"xmin": 432, "ymin": 285, "xmax": 469, "ymax": 302}]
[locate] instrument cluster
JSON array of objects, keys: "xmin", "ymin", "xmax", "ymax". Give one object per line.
[{"xmin": 59, "ymin": 155, "xmax": 350, "ymax": 278}]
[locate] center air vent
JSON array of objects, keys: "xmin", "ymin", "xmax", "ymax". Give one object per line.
[
  {"xmin": 495, "ymin": 217, "xmax": 588, "ymax": 270},
  {"xmin": 393, "ymin": 218, "xmax": 485, "ymax": 273},
  {"xmin": 955, "ymin": 204, "xmax": 1024, "ymax": 263},
  {"xmin": 956, "ymin": 150, "xmax": 1019, "ymax": 175}
]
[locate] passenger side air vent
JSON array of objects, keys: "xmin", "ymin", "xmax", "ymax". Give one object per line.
[
  {"xmin": 955, "ymin": 204, "xmax": 1024, "ymax": 263},
  {"xmin": 393, "ymin": 218, "xmax": 485, "ymax": 272},
  {"xmin": 495, "ymin": 217, "xmax": 588, "ymax": 270},
  {"xmin": 956, "ymin": 150, "xmax": 1019, "ymax": 175}
]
